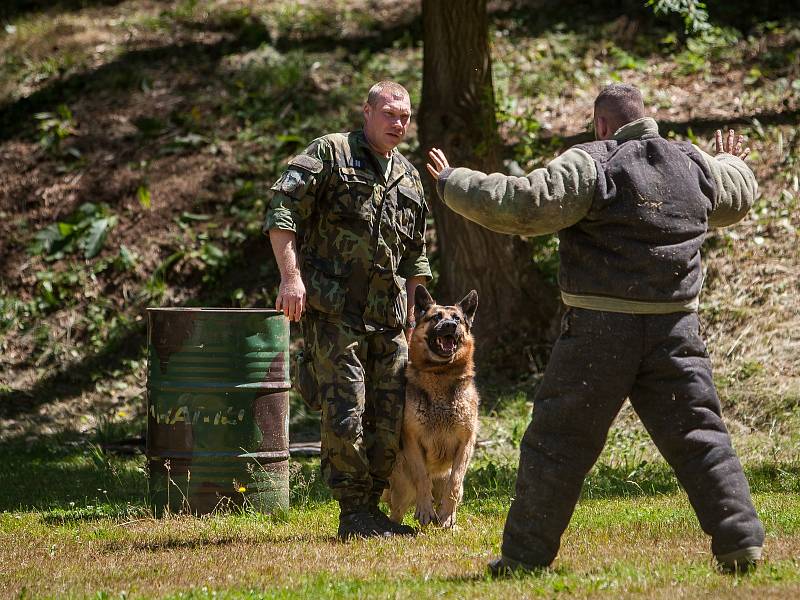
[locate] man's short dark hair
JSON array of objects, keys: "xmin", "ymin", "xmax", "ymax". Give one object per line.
[
  {"xmin": 367, "ymin": 81, "xmax": 409, "ymax": 106},
  {"xmin": 594, "ymin": 83, "xmax": 645, "ymax": 125}
]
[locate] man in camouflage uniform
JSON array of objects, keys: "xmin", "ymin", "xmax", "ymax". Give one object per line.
[
  {"xmin": 428, "ymin": 84, "xmax": 765, "ymax": 573},
  {"xmin": 265, "ymin": 81, "xmax": 431, "ymax": 540}
]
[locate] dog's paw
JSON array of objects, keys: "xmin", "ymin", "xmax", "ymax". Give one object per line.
[
  {"xmin": 437, "ymin": 510, "xmax": 457, "ymax": 529},
  {"xmin": 415, "ymin": 502, "xmax": 438, "ymax": 526}
]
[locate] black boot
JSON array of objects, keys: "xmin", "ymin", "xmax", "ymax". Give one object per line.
[
  {"xmin": 337, "ymin": 509, "xmax": 391, "ymax": 542},
  {"xmin": 370, "ymin": 505, "xmax": 416, "ymax": 536},
  {"xmin": 487, "ymin": 556, "xmax": 544, "ymax": 578},
  {"xmin": 715, "ymin": 547, "xmax": 762, "ymax": 573}
]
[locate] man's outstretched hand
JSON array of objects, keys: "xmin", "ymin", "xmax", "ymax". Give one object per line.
[
  {"xmin": 426, "ymin": 147, "xmax": 451, "ymax": 181},
  {"xmin": 715, "ymin": 128, "xmax": 750, "ymax": 160}
]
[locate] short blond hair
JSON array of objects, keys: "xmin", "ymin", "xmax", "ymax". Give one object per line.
[{"xmin": 366, "ymin": 80, "xmax": 409, "ymax": 106}]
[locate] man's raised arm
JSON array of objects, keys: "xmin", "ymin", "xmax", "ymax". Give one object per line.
[{"xmin": 426, "ymin": 146, "xmax": 597, "ymax": 236}]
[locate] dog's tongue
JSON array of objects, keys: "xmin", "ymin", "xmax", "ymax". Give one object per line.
[{"xmin": 441, "ymin": 336, "xmax": 456, "ymax": 353}]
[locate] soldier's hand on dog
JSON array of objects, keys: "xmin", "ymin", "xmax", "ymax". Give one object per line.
[
  {"xmin": 715, "ymin": 128, "xmax": 750, "ymax": 160},
  {"xmin": 276, "ymin": 274, "xmax": 306, "ymax": 322},
  {"xmin": 426, "ymin": 147, "xmax": 451, "ymax": 180}
]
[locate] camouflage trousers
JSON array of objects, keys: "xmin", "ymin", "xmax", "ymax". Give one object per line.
[{"xmin": 301, "ymin": 315, "xmax": 407, "ymax": 510}]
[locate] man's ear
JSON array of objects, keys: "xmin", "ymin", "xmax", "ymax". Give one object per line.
[
  {"xmin": 595, "ymin": 115, "xmax": 612, "ymax": 140},
  {"xmin": 457, "ymin": 290, "xmax": 478, "ymax": 326},
  {"xmin": 415, "ymin": 285, "xmax": 435, "ymax": 320}
]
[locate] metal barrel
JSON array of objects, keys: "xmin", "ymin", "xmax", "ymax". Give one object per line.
[{"xmin": 145, "ymin": 308, "xmax": 290, "ymax": 516}]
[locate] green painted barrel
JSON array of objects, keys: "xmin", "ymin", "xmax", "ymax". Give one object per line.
[{"xmin": 145, "ymin": 308, "xmax": 290, "ymax": 516}]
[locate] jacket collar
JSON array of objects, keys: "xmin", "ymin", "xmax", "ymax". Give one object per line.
[
  {"xmin": 354, "ymin": 129, "xmax": 373, "ymax": 153},
  {"xmin": 613, "ymin": 117, "xmax": 659, "ymax": 142},
  {"xmin": 354, "ymin": 129, "xmax": 396, "ymax": 159},
  {"xmin": 354, "ymin": 130, "xmax": 409, "ymax": 186}
]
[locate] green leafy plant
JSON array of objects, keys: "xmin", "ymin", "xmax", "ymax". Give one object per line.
[
  {"xmin": 529, "ymin": 234, "xmax": 560, "ymax": 285},
  {"xmin": 646, "ymin": 0, "xmax": 711, "ymax": 35},
  {"xmin": 608, "ymin": 44, "xmax": 647, "ymax": 71},
  {"xmin": 30, "ymin": 203, "xmax": 118, "ymax": 260},
  {"xmin": 673, "ymin": 27, "xmax": 741, "ymax": 75},
  {"xmin": 34, "ymin": 269, "xmax": 82, "ymax": 310},
  {"xmin": 137, "ymin": 184, "xmax": 152, "ymax": 209},
  {"xmin": 133, "ymin": 116, "xmax": 167, "ymax": 139},
  {"xmin": 34, "ymin": 104, "xmax": 78, "ymax": 154}
]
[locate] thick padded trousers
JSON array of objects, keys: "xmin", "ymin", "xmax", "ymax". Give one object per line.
[{"xmin": 502, "ymin": 308, "xmax": 765, "ymax": 566}]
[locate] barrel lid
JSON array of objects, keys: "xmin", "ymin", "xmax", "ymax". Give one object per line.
[{"xmin": 147, "ymin": 308, "xmax": 284, "ymax": 315}]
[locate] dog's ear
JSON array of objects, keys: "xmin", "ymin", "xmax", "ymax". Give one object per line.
[
  {"xmin": 415, "ymin": 285, "xmax": 435, "ymax": 319},
  {"xmin": 457, "ymin": 290, "xmax": 478, "ymax": 326}
]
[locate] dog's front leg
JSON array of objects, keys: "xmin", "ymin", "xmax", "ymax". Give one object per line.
[
  {"xmin": 403, "ymin": 434, "xmax": 437, "ymax": 526},
  {"xmin": 438, "ymin": 435, "xmax": 475, "ymax": 528}
]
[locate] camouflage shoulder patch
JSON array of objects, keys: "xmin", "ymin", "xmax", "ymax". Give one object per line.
[
  {"xmin": 279, "ymin": 170, "xmax": 305, "ymax": 194},
  {"xmin": 289, "ymin": 154, "xmax": 323, "ymax": 173}
]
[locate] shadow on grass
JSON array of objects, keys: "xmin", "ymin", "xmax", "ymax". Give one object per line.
[
  {"xmin": 464, "ymin": 459, "xmax": 800, "ymax": 505},
  {"xmin": 0, "ymin": 441, "xmax": 147, "ymax": 512},
  {"xmin": 9, "ymin": 0, "xmax": 796, "ymax": 142},
  {"xmin": 505, "ymin": 0, "xmax": 800, "ymax": 37},
  {"xmin": 0, "ymin": 438, "xmax": 334, "ymax": 513},
  {"xmin": 440, "ymin": 564, "xmax": 568, "ymax": 584},
  {"xmin": 439, "ymin": 572, "xmax": 492, "ymax": 584},
  {"xmin": 4, "ymin": 438, "xmax": 798, "ymax": 514},
  {"xmin": 129, "ymin": 536, "xmax": 246, "ymax": 551},
  {"xmin": 40, "ymin": 502, "xmax": 145, "ymax": 524},
  {"xmin": 115, "ymin": 532, "xmax": 338, "ymax": 552},
  {"xmin": 0, "ymin": 0, "xmax": 126, "ymax": 22}
]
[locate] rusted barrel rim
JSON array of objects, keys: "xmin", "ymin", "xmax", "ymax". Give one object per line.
[{"xmin": 147, "ymin": 308, "xmax": 284, "ymax": 314}]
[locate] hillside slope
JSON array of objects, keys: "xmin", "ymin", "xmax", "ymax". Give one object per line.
[{"xmin": 1, "ymin": 1, "xmax": 798, "ymax": 461}]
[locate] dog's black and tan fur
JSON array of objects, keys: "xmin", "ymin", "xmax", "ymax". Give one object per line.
[{"xmin": 385, "ymin": 285, "xmax": 479, "ymax": 528}]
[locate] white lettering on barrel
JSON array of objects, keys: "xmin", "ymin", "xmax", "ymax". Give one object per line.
[
  {"xmin": 171, "ymin": 406, "xmax": 189, "ymax": 425},
  {"xmin": 150, "ymin": 403, "xmax": 245, "ymax": 426}
]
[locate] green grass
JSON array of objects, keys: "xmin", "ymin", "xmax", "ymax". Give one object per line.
[
  {"xmin": 3, "ymin": 393, "xmax": 795, "ymax": 598},
  {"xmin": 1, "ymin": 440, "xmax": 799, "ymax": 598},
  {"xmin": 2, "ymin": 488, "xmax": 799, "ymax": 598}
]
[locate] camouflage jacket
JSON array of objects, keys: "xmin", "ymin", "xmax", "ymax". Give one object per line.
[{"xmin": 265, "ymin": 130, "xmax": 432, "ymax": 331}]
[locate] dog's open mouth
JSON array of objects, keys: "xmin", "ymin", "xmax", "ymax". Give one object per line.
[{"xmin": 428, "ymin": 333, "xmax": 459, "ymax": 357}]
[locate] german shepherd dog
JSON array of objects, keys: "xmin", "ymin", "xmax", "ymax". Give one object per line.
[{"xmin": 385, "ymin": 285, "xmax": 479, "ymax": 528}]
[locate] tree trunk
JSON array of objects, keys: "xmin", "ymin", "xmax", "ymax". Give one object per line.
[{"xmin": 419, "ymin": 0, "xmax": 559, "ymax": 368}]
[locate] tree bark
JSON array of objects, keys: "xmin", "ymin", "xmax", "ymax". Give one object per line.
[{"xmin": 419, "ymin": 0, "xmax": 559, "ymax": 367}]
